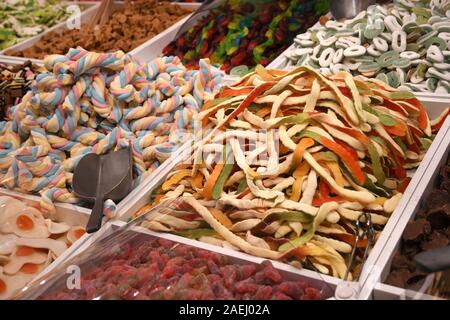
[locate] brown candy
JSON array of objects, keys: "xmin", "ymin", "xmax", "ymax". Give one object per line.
[
  {"xmin": 387, "ymin": 153, "xmax": 450, "ymax": 296},
  {"xmin": 7, "ymin": 0, "xmax": 191, "ymax": 60}
]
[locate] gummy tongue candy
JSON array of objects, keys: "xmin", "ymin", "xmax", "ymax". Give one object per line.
[{"xmin": 164, "ymin": 0, "xmax": 328, "ymax": 73}]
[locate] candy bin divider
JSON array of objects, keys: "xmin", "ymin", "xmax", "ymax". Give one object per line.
[
  {"xmin": 0, "ymin": 55, "xmax": 40, "ymax": 66},
  {"xmin": 0, "ymin": 189, "xmax": 93, "ymax": 299},
  {"xmin": 372, "ymin": 283, "xmax": 444, "ymax": 300},
  {"xmin": 359, "ymin": 117, "xmax": 450, "ymax": 300},
  {"xmin": 0, "ymin": 1, "xmax": 100, "ymax": 57},
  {"xmin": 266, "ymin": 43, "xmax": 295, "ymax": 70}
]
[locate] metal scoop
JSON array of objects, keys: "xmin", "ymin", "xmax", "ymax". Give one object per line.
[{"xmin": 73, "ymin": 147, "xmax": 133, "ymax": 233}]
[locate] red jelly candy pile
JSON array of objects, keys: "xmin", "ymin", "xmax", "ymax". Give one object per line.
[{"xmin": 38, "ymin": 237, "xmax": 323, "ymax": 300}]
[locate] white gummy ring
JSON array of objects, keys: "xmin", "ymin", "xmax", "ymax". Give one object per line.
[
  {"xmin": 295, "ymin": 48, "xmax": 314, "ymax": 56},
  {"xmin": 296, "ymin": 32, "xmax": 312, "ymax": 40},
  {"xmin": 400, "ymin": 51, "xmax": 420, "ymax": 60},
  {"xmin": 433, "ymin": 62, "xmax": 450, "ymax": 71},
  {"xmin": 332, "ymin": 48, "xmax": 344, "ymax": 64},
  {"xmin": 343, "ymin": 45, "xmax": 367, "ymax": 57},
  {"xmin": 392, "ymin": 30, "xmax": 407, "ymax": 53},
  {"xmin": 319, "ymin": 48, "xmax": 335, "ymax": 67},
  {"xmin": 367, "ymin": 45, "xmax": 382, "ymax": 57},
  {"xmin": 384, "ymin": 15, "xmax": 402, "ymax": 33},
  {"xmin": 331, "ymin": 63, "xmax": 350, "ymax": 74},
  {"xmin": 427, "ymin": 67, "xmax": 450, "ymax": 81},
  {"xmin": 427, "ymin": 45, "xmax": 444, "ymax": 63},
  {"xmin": 299, "ymin": 39, "xmax": 315, "ymax": 47},
  {"xmin": 439, "ymin": 32, "xmax": 450, "ymax": 42},
  {"xmin": 373, "ymin": 37, "xmax": 389, "ymax": 52}
]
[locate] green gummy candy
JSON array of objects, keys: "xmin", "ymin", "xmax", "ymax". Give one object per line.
[
  {"xmin": 386, "ymin": 71, "xmax": 400, "ymax": 88},
  {"xmin": 376, "ymin": 73, "xmax": 389, "ymax": 83},
  {"xmin": 424, "ymin": 37, "xmax": 447, "ymax": 50}
]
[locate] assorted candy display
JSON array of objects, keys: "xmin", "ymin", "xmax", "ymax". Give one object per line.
[
  {"xmin": 0, "ymin": 0, "xmax": 449, "ymax": 302},
  {"xmin": 0, "ymin": 0, "xmax": 76, "ymax": 50},
  {"xmin": 0, "ymin": 195, "xmax": 86, "ymax": 299},
  {"xmin": 283, "ymin": 0, "xmax": 450, "ymax": 93},
  {"xmin": 163, "ymin": 0, "xmax": 328, "ymax": 74},
  {"xmin": 387, "ymin": 152, "xmax": 450, "ymax": 299},
  {"xmin": 7, "ymin": 0, "xmax": 192, "ymax": 60},
  {"xmin": 0, "ymin": 48, "xmax": 222, "ymax": 215},
  {"xmin": 134, "ymin": 65, "xmax": 447, "ymax": 280},
  {"xmin": 0, "ymin": 61, "xmax": 37, "ymax": 120},
  {"xmin": 31, "ymin": 235, "xmax": 323, "ymax": 300}
]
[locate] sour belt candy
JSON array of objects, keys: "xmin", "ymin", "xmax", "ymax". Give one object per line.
[
  {"xmin": 0, "ymin": 48, "xmax": 222, "ymax": 214},
  {"xmin": 163, "ymin": 0, "xmax": 328, "ymax": 74},
  {"xmin": 284, "ymin": 0, "xmax": 450, "ymax": 93},
  {"xmin": 135, "ymin": 65, "xmax": 448, "ymax": 280}
]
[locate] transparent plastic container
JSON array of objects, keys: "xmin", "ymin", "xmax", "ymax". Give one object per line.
[{"xmin": 16, "ymin": 214, "xmax": 336, "ymax": 300}]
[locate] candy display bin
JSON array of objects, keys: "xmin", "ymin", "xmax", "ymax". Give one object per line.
[
  {"xmin": 108, "ymin": 111, "xmax": 446, "ymax": 300},
  {"xmin": 16, "ymin": 217, "xmax": 338, "ymax": 300},
  {"xmin": 0, "ymin": 25, "xmax": 224, "ymax": 227},
  {"xmin": 268, "ymin": 0, "xmax": 450, "ymax": 104},
  {"xmin": 0, "ymin": 1, "xmax": 100, "ymax": 63},
  {"xmin": 270, "ymin": 44, "xmax": 450, "ymax": 108},
  {"xmin": 0, "ymin": 188, "xmax": 91, "ymax": 299},
  {"xmin": 0, "ymin": 2, "xmax": 197, "ymax": 65},
  {"xmin": 135, "ymin": 1, "xmax": 328, "ymax": 78},
  {"xmin": 360, "ymin": 117, "xmax": 450, "ymax": 300}
]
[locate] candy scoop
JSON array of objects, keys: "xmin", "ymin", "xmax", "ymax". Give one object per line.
[{"xmin": 73, "ymin": 146, "xmax": 132, "ymax": 233}]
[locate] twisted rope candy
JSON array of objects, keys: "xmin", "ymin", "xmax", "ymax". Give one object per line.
[
  {"xmin": 0, "ymin": 48, "xmax": 223, "ymax": 214},
  {"xmin": 138, "ymin": 65, "xmax": 449, "ymax": 280}
]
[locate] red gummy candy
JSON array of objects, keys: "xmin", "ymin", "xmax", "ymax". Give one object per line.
[{"xmin": 254, "ymin": 285, "xmax": 273, "ymax": 300}]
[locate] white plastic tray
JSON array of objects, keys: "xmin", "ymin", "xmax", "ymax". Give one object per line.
[
  {"xmin": 360, "ymin": 117, "xmax": 450, "ymax": 300},
  {"xmin": 0, "ymin": 189, "xmax": 91, "ymax": 299}
]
